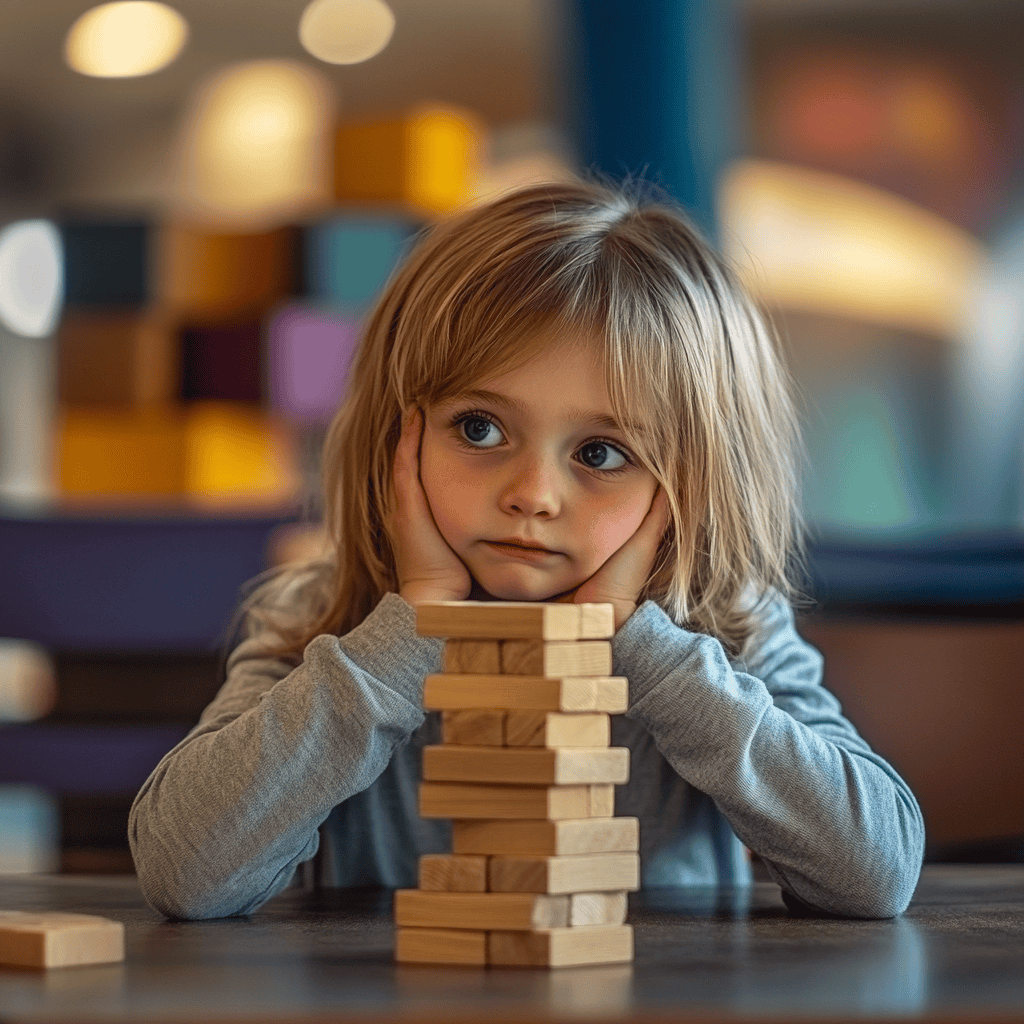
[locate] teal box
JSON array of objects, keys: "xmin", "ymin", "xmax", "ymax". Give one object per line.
[{"xmin": 303, "ymin": 215, "xmax": 420, "ymax": 311}]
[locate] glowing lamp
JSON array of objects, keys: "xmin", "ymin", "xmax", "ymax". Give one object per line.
[
  {"xmin": 65, "ymin": 2, "xmax": 187, "ymax": 78},
  {"xmin": 299, "ymin": 0, "xmax": 395, "ymax": 65},
  {"xmin": 0, "ymin": 221, "xmax": 63, "ymax": 338},
  {"xmin": 174, "ymin": 60, "xmax": 335, "ymax": 227}
]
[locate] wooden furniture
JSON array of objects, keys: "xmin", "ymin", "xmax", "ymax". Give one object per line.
[{"xmin": 0, "ymin": 866, "xmax": 1021, "ymax": 1021}]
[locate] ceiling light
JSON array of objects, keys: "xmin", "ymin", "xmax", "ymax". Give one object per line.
[
  {"xmin": 299, "ymin": 0, "xmax": 395, "ymax": 65},
  {"xmin": 65, "ymin": 1, "xmax": 187, "ymax": 78}
]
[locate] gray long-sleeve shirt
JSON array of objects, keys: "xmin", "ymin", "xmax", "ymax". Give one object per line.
[{"xmin": 129, "ymin": 587, "xmax": 925, "ymax": 921}]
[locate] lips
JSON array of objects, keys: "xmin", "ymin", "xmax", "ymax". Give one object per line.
[{"xmin": 491, "ymin": 538, "xmax": 556, "ymax": 553}]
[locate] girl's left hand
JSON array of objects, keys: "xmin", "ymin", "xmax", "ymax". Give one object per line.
[{"xmin": 560, "ymin": 488, "xmax": 672, "ymax": 631}]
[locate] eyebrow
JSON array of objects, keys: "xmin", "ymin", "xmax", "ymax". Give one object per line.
[{"xmin": 447, "ymin": 389, "xmax": 643, "ymax": 435}]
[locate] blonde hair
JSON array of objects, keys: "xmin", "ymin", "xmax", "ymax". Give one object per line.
[{"xmin": 249, "ymin": 178, "xmax": 814, "ymax": 661}]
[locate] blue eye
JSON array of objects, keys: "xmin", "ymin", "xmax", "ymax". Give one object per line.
[
  {"xmin": 578, "ymin": 442, "xmax": 627, "ymax": 471},
  {"xmin": 459, "ymin": 416, "xmax": 504, "ymax": 448}
]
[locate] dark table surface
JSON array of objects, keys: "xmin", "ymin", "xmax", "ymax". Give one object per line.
[{"xmin": 1, "ymin": 865, "xmax": 1022, "ymax": 1023}]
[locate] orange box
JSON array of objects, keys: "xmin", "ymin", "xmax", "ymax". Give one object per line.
[
  {"xmin": 56, "ymin": 407, "xmax": 186, "ymax": 498},
  {"xmin": 57, "ymin": 308, "xmax": 178, "ymax": 407},
  {"xmin": 333, "ymin": 104, "xmax": 484, "ymax": 216},
  {"xmin": 154, "ymin": 224, "xmax": 297, "ymax": 318}
]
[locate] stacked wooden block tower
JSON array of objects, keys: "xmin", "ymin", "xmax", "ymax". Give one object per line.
[{"xmin": 395, "ymin": 600, "xmax": 639, "ymax": 968}]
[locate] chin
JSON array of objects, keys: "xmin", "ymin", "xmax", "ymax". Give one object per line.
[{"xmin": 470, "ymin": 569, "xmax": 568, "ymax": 603}]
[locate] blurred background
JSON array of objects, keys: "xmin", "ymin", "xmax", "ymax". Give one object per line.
[{"xmin": 0, "ymin": 0, "xmax": 1021, "ymax": 878}]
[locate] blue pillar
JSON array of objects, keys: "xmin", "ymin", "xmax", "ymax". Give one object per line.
[{"xmin": 558, "ymin": 0, "xmax": 741, "ymax": 240}]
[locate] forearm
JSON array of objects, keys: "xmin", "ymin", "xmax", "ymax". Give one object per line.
[
  {"xmin": 130, "ymin": 593, "xmax": 441, "ymax": 919},
  {"xmin": 616, "ymin": 601, "xmax": 925, "ymax": 918}
]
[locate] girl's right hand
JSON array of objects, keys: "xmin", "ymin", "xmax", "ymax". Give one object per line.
[{"xmin": 391, "ymin": 408, "xmax": 473, "ymax": 607}]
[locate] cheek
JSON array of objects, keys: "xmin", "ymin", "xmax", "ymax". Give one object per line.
[
  {"xmin": 576, "ymin": 492, "xmax": 651, "ymax": 565},
  {"xmin": 418, "ymin": 434, "xmax": 477, "ymax": 543}
]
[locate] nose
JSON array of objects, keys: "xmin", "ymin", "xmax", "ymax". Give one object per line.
[{"xmin": 498, "ymin": 453, "xmax": 563, "ymax": 519}]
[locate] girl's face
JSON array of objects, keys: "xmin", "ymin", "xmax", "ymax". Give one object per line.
[{"xmin": 419, "ymin": 336, "xmax": 659, "ymax": 602}]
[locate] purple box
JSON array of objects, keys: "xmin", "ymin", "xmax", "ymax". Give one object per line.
[{"xmin": 267, "ymin": 303, "xmax": 362, "ymax": 424}]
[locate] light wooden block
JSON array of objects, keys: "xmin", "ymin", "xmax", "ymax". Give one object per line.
[
  {"xmin": 423, "ymin": 675, "xmax": 628, "ymax": 713},
  {"xmin": 571, "ymin": 891, "xmax": 629, "ymax": 926},
  {"xmin": 579, "ymin": 604, "xmax": 615, "ymax": 639},
  {"xmin": 488, "ymin": 853, "xmax": 639, "ymax": 895},
  {"xmin": 394, "ymin": 890, "xmax": 568, "ymax": 930},
  {"xmin": 488, "ymin": 925, "xmax": 633, "ymax": 968},
  {"xmin": 418, "ymin": 854, "xmax": 488, "ymax": 892},
  {"xmin": 420, "ymin": 782, "xmax": 594, "ymax": 820},
  {"xmin": 504, "ymin": 712, "xmax": 610, "ymax": 748},
  {"xmin": 395, "ymin": 927, "xmax": 486, "ymax": 965},
  {"xmin": 441, "ymin": 710, "xmax": 505, "ymax": 746},
  {"xmin": 417, "ymin": 602, "xmax": 583, "ymax": 640},
  {"xmin": 589, "ymin": 784, "xmax": 615, "ymax": 818},
  {"xmin": 444, "ymin": 640, "xmax": 500, "ymax": 674},
  {"xmin": 500, "ymin": 640, "xmax": 612, "ymax": 677},
  {"xmin": 423, "ymin": 746, "xmax": 629, "ymax": 786},
  {"xmin": 452, "ymin": 817, "xmax": 639, "ymax": 857},
  {"xmin": 0, "ymin": 912, "xmax": 124, "ymax": 969}
]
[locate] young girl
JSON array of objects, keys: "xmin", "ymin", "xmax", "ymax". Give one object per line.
[{"xmin": 129, "ymin": 179, "xmax": 924, "ymax": 921}]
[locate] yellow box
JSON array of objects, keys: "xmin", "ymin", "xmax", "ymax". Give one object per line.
[{"xmin": 334, "ymin": 104, "xmax": 484, "ymax": 215}]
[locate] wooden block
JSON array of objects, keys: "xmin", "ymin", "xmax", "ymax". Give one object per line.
[
  {"xmin": 571, "ymin": 892, "xmax": 629, "ymax": 926},
  {"xmin": 418, "ymin": 854, "xmax": 487, "ymax": 892},
  {"xmin": 423, "ymin": 675, "xmax": 628, "ymax": 713},
  {"xmin": 589, "ymin": 784, "xmax": 615, "ymax": 818},
  {"xmin": 580, "ymin": 604, "xmax": 615, "ymax": 639},
  {"xmin": 444, "ymin": 640, "xmax": 500, "ymax": 674},
  {"xmin": 394, "ymin": 890, "xmax": 568, "ymax": 930},
  {"xmin": 334, "ymin": 103, "xmax": 483, "ymax": 215},
  {"xmin": 423, "ymin": 746, "xmax": 629, "ymax": 786},
  {"xmin": 504, "ymin": 712, "xmax": 610, "ymax": 748},
  {"xmin": 500, "ymin": 640, "xmax": 612, "ymax": 677},
  {"xmin": 488, "ymin": 925, "xmax": 633, "ymax": 967},
  {"xmin": 420, "ymin": 782, "xmax": 594, "ymax": 820},
  {"xmin": 0, "ymin": 912, "xmax": 124, "ymax": 969},
  {"xmin": 441, "ymin": 710, "xmax": 505, "ymax": 746},
  {"xmin": 488, "ymin": 853, "xmax": 639, "ymax": 895},
  {"xmin": 417, "ymin": 602, "xmax": 581, "ymax": 640},
  {"xmin": 452, "ymin": 817, "xmax": 639, "ymax": 857},
  {"xmin": 395, "ymin": 927, "xmax": 486, "ymax": 965}
]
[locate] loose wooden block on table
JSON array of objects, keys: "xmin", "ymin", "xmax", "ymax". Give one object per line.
[
  {"xmin": 444, "ymin": 640, "xmax": 500, "ymax": 674},
  {"xmin": 420, "ymin": 782, "xmax": 605, "ymax": 820},
  {"xmin": 571, "ymin": 891, "xmax": 629, "ymax": 926},
  {"xmin": 488, "ymin": 852, "xmax": 639, "ymax": 894},
  {"xmin": 417, "ymin": 602, "xmax": 585, "ymax": 640},
  {"xmin": 394, "ymin": 890, "xmax": 569, "ymax": 930},
  {"xmin": 500, "ymin": 640, "xmax": 612, "ymax": 677},
  {"xmin": 452, "ymin": 817, "xmax": 639, "ymax": 857},
  {"xmin": 395, "ymin": 927, "xmax": 486, "ymax": 966},
  {"xmin": 504, "ymin": 711, "xmax": 610, "ymax": 748},
  {"xmin": 423, "ymin": 745, "xmax": 629, "ymax": 786},
  {"xmin": 418, "ymin": 854, "xmax": 488, "ymax": 892},
  {"xmin": 441, "ymin": 709, "xmax": 504, "ymax": 746},
  {"xmin": 0, "ymin": 911, "xmax": 124, "ymax": 969},
  {"xmin": 423, "ymin": 675, "xmax": 627, "ymax": 713},
  {"xmin": 488, "ymin": 925, "xmax": 633, "ymax": 968}
]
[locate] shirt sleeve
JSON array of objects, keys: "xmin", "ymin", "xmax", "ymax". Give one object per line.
[
  {"xmin": 128, "ymin": 589, "xmax": 443, "ymax": 920},
  {"xmin": 612, "ymin": 594, "xmax": 925, "ymax": 918}
]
